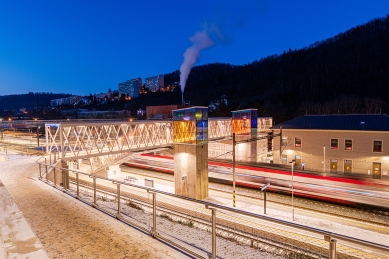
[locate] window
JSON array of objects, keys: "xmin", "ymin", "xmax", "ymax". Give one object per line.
[
  {"xmin": 281, "ymin": 154, "xmax": 287, "ymax": 164},
  {"xmin": 345, "ymin": 139, "xmax": 352, "ymax": 150},
  {"xmin": 373, "ymin": 141, "xmax": 382, "ymax": 152},
  {"xmin": 330, "ymin": 139, "xmax": 338, "ymax": 149},
  {"xmin": 282, "ymin": 136, "xmax": 288, "ymax": 146},
  {"xmin": 295, "ymin": 137, "xmax": 301, "ymax": 147}
]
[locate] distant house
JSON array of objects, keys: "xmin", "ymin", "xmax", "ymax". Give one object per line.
[
  {"xmin": 271, "ymin": 114, "xmax": 389, "ymax": 179},
  {"xmin": 146, "ymin": 105, "xmax": 186, "ymax": 120}
]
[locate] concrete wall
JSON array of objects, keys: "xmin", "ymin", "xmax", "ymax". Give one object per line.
[
  {"xmin": 235, "ymin": 135, "xmax": 257, "ymax": 162},
  {"xmin": 174, "ymin": 143, "xmax": 208, "ymax": 199},
  {"xmin": 273, "ymin": 129, "xmax": 389, "ymax": 178}
]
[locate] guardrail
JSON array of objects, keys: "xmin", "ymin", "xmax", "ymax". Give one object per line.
[{"xmin": 36, "ymin": 161, "xmax": 389, "ymax": 259}]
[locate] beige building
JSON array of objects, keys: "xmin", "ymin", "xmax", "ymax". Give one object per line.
[{"xmin": 272, "ymin": 114, "xmax": 389, "ymax": 179}]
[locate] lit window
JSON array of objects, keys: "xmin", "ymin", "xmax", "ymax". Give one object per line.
[
  {"xmin": 295, "ymin": 137, "xmax": 301, "ymax": 147},
  {"xmin": 281, "ymin": 154, "xmax": 287, "ymax": 164},
  {"xmin": 373, "ymin": 141, "xmax": 382, "ymax": 152},
  {"xmin": 282, "ymin": 136, "xmax": 288, "ymax": 146},
  {"xmin": 330, "ymin": 139, "xmax": 338, "ymax": 149},
  {"xmin": 345, "ymin": 139, "xmax": 352, "ymax": 150}
]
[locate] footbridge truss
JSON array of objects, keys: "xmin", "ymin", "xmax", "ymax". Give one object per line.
[{"xmin": 45, "ymin": 118, "xmax": 233, "ymax": 161}]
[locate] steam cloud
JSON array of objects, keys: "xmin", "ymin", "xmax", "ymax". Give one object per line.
[{"xmin": 180, "ymin": 24, "xmax": 223, "ymax": 96}]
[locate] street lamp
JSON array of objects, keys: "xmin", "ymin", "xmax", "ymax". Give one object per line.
[
  {"xmin": 289, "ymin": 159, "xmax": 296, "ymax": 221},
  {"xmin": 232, "ymin": 133, "xmax": 236, "ymax": 207}
]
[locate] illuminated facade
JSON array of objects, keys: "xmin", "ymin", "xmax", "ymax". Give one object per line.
[
  {"xmin": 232, "ymin": 109, "xmax": 258, "ymax": 136},
  {"xmin": 173, "ymin": 107, "xmax": 208, "ymax": 144},
  {"xmin": 118, "ymin": 78, "xmax": 141, "ymax": 98},
  {"xmin": 145, "ymin": 75, "xmax": 164, "ymax": 92},
  {"xmin": 232, "ymin": 109, "xmax": 258, "ymax": 162},
  {"xmin": 272, "ymin": 114, "xmax": 389, "ymax": 179}
]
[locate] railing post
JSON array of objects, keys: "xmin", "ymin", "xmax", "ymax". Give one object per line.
[
  {"xmin": 211, "ymin": 208, "xmax": 217, "ymax": 259},
  {"xmin": 330, "ymin": 239, "xmax": 337, "ymax": 259},
  {"xmin": 45, "ymin": 165, "xmax": 48, "ymax": 180},
  {"xmin": 62, "ymin": 169, "xmax": 66, "ymax": 190},
  {"xmin": 152, "ymin": 192, "xmax": 157, "ymax": 237},
  {"xmin": 53, "ymin": 167, "xmax": 57, "ymax": 186},
  {"xmin": 117, "ymin": 183, "xmax": 121, "ymax": 219},
  {"xmin": 93, "ymin": 178, "xmax": 97, "ymax": 207},
  {"xmin": 39, "ymin": 163, "xmax": 42, "ymax": 178},
  {"xmin": 264, "ymin": 190, "xmax": 267, "ymax": 215},
  {"xmin": 76, "ymin": 173, "xmax": 79, "ymax": 197}
]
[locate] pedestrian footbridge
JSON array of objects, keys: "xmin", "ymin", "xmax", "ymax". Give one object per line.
[{"xmin": 45, "ymin": 118, "xmax": 237, "ymax": 161}]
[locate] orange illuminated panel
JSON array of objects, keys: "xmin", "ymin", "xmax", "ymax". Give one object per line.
[
  {"xmin": 232, "ymin": 119, "xmax": 251, "ymax": 135},
  {"xmin": 172, "ymin": 121, "xmax": 196, "ymax": 144}
]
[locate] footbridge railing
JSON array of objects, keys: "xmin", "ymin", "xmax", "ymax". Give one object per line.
[{"xmin": 45, "ymin": 118, "xmax": 234, "ymax": 161}]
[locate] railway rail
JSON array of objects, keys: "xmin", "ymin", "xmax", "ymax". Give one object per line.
[
  {"xmin": 120, "ymin": 166, "xmax": 389, "ymax": 228},
  {"xmin": 36, "ymin": 160, "xmax": 389, "ymax": 259}
]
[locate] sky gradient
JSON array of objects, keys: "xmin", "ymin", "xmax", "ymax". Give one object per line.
[{"xmin": 1, "ymin": 0, "xmax": 389, "ymax": 96}]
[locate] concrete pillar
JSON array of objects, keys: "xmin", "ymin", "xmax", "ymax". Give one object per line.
[
  {"xmin": 174, "ymin": 143, "xmax": 208, "ymax": 199},
  {"xmin": 173, "ymin": 107, "xmax": 209, "ymax": 200},
  {"xmin": 61, "ymin": 159, "xmax": 69, "ymax": 189}
]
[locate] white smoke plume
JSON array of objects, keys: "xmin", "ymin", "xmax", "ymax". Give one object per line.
[{"xmin": 180, "ymin": 24, "xmax": 223, "ymax": 98}]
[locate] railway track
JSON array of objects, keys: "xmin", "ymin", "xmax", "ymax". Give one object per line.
[
  {"xmin": 38, "ymin": 166, "xmax": 389, "ymax": 259},
  {"xmin": 120, "ymin": 165, "xmax": 389, "ymax": 228},
  {"xmin": 66, "ymin": 177, "xmax": 314, "ymax": 258}
]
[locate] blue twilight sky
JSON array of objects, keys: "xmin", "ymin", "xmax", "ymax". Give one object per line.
[{"xmin": 1, "ymin": 0, "xmax": 389, "ymax": 96}]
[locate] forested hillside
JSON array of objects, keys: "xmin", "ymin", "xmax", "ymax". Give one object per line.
[
  {"xmin": 165, "ymin": 15, "xmax": 389, "ymax": 122},
  {"xmin": 0, "ymin": 92, "xmax": 71, "ymax": 111}
]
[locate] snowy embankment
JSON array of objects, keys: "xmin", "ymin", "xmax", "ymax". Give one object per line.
[{"xmin": 0, "ymin": 155, "xmax": 185, "ymax": 259}]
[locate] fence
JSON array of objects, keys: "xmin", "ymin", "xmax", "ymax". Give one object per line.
[{"xmin": 36, "ymin": 161, "xmax": 389, "ymax": 259}]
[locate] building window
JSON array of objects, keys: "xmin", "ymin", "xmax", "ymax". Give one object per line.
[
  {"xmin": 295, "ymin": 137, "xmax": 301, "ymax": 147},
  {"xmin": 345, "ymin": 139, "xmax": 352, "ymax": 150},
  {"xmin": 282, "ymin": 137, "xmax": 288, "ymax": 146},
  {"xmin": 281, "ymin": 154, "xmax": 287, "ymax": 164},
  {"xmin": 373, "ymin": 141, "xmax": 382, "ymax": 152},
  {"xmin": 330, "ymin": 139, "xmax": 338, "ymax": 149}
]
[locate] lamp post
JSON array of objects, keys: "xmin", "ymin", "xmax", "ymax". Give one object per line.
[
  {"xmin": 289, "ymin": 159, "xmax": 296, "ymax": 221},
  {"xmin": 323, "ymin": 145, "xmax": 326, "ymax": 174},
  {"xmin": 232, "ymin": 133, "xmax": 236, "ymax": 207}
]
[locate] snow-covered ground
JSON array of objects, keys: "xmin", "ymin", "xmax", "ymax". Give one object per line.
[{"xmin": 0, "ymin": 155, "xmax": 190, "ymax": 259}]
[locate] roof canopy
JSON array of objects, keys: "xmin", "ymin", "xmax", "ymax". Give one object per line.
[{"xmin": 271, "ymin": 114, "xmax": 389, "ymax": 131}]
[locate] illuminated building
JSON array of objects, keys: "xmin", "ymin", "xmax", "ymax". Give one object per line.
[
  {"xmin": 144, "ymin": 75, "xmax": 164, "ymax": 92},
  {"xmin": 118, "ymin": 78, "xmax": 141, "ymax": 98},
  {"xmin": 272, "ymin": 114, "xmax": 389, "ymax": 179}
]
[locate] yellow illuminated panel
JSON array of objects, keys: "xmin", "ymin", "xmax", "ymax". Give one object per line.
[{"xmin": 173, "ymin": 121, "xmax": 197, "ymax": 143}]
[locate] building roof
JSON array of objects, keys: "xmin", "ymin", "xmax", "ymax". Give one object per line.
[{"xmin": 271, "ymin": 114, "xmax": 389, "ymax": 131}]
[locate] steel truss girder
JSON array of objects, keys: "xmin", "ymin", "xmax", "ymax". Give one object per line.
[{"xmin": 46, "ymin": 119, "xmax": 233, "ymax": 160}]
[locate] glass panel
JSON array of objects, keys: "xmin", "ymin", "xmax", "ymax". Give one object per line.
[
  {"xmin": 373, "ymin": 141, "xmax": 382, "ymax": 152},
  {"xmin": 173, "ymin": 107, "xmax": 208, "ymax": 144},
  {"xmin": 345, "ymin": 139, "xmax": 352, "ymax": 150},
  {"xmin": 330, "ymin": 139, "xmax": 338, "ymax": 149},
  {"xmin": 231, "ymin": 109, "xmax": 257, "ymax": 135},
  {"xmin": 295, "ymin": 137, "xmax": 301, "ymax": 147}
]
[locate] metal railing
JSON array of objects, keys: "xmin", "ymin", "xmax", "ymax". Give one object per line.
[{"xmin": 36, "ymin": 161, "xmax": 389, "ymax": 259}]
